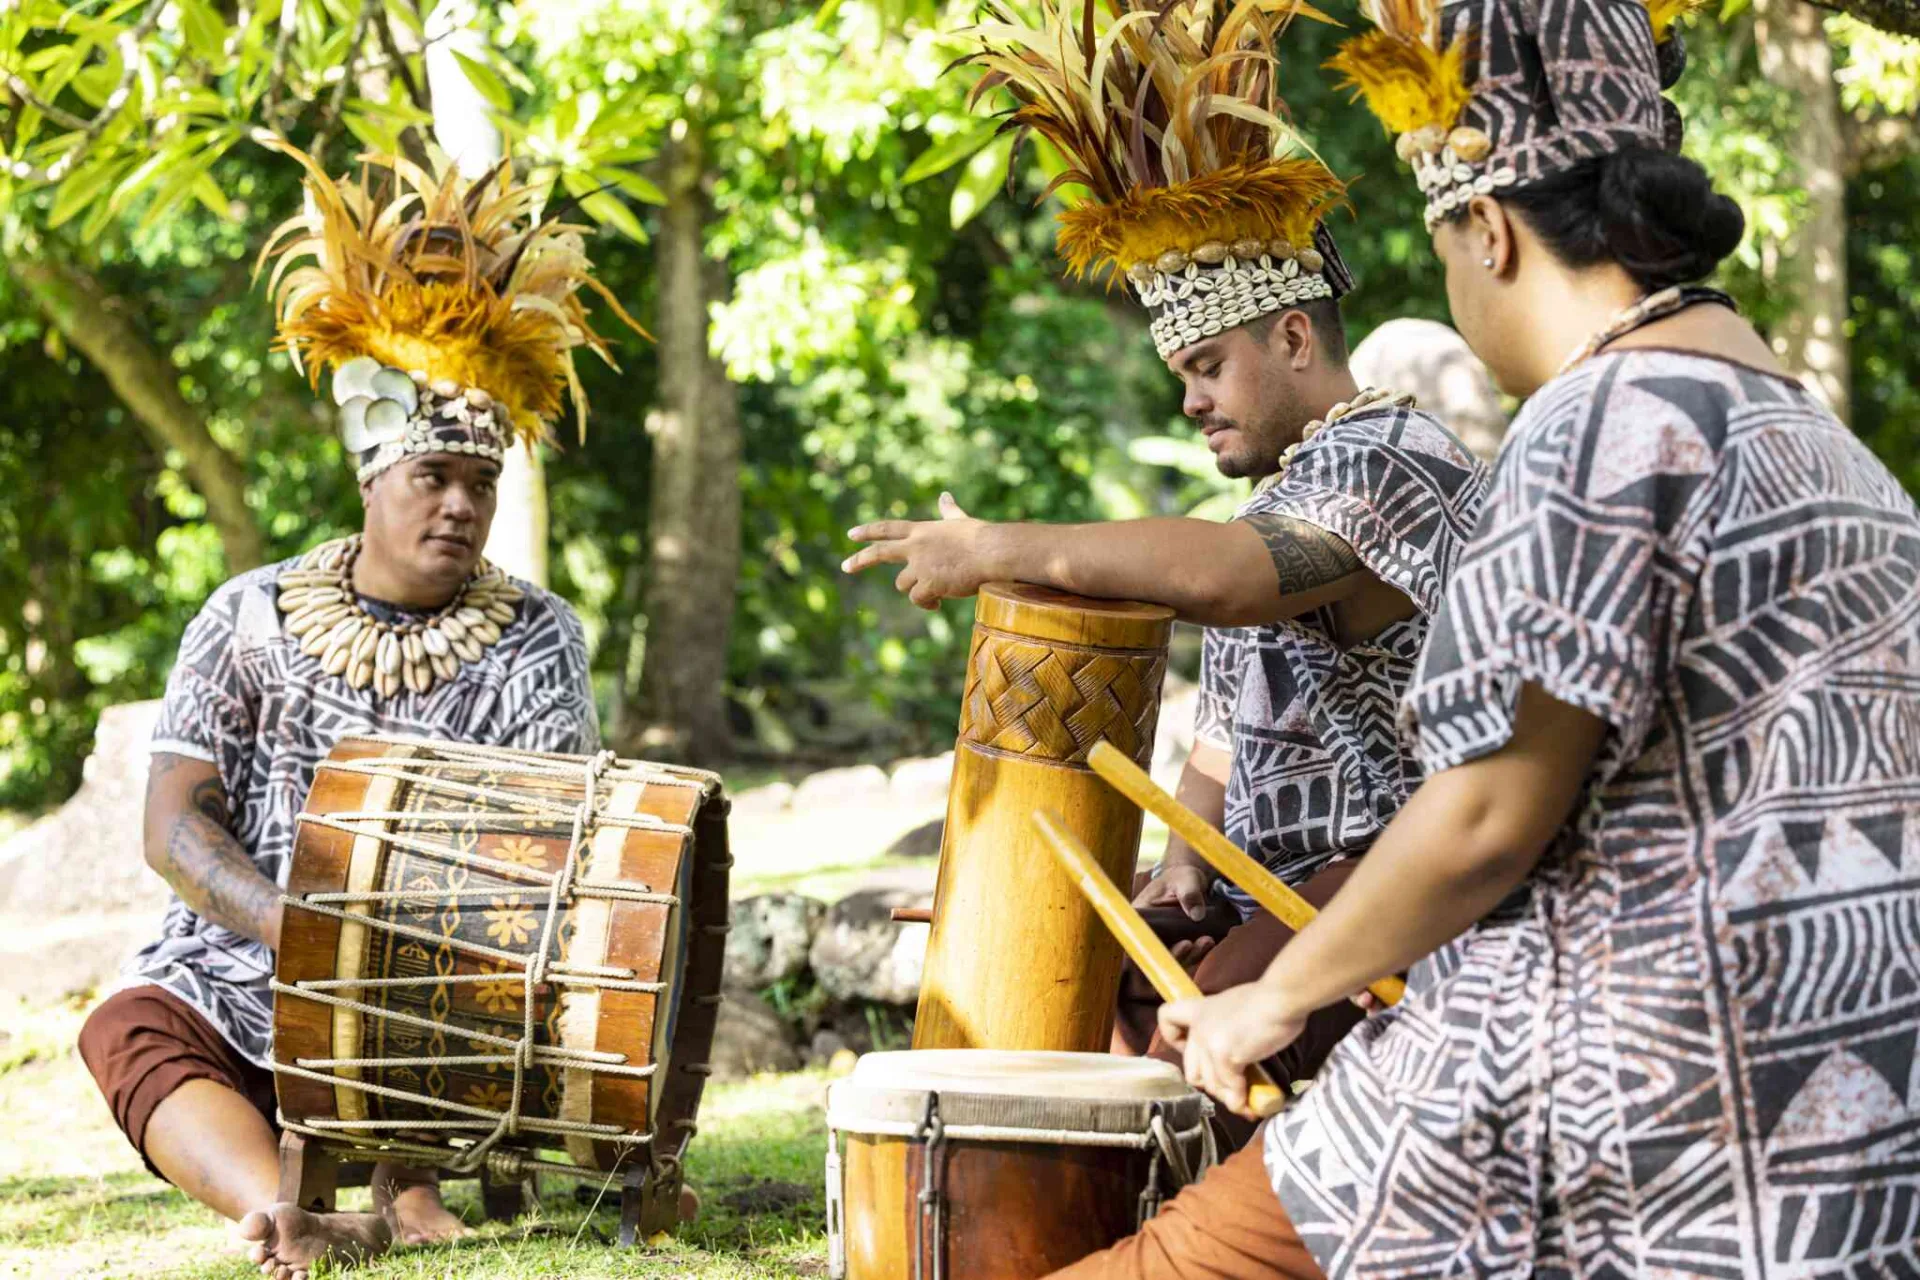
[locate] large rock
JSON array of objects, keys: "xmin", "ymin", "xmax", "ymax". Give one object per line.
[
  {"xmin": 887, "ymin": 754, "xmax": 953, "ymax": 809},
  {"xmin": 0, "ymin": 700, "xmax": 167, "ymax": 918},
  {"xmin": 791, "ymin": 764, "xmax": 890, "ymax": 810},
  {"xmin": 725, "ymin": 893, "xmax": 826, "ymax": 988},
  {"xmin": 708, "ymin": 983, "xmax": 803, "ymax": 1081},
  {"xmin": 729, "ymin": 781, "xmax": 793, "ymax": 816},
  {"xmin": 808, "ymin": 888, "xmax": 930, "ymax": 1006},
  {"xmin": 1350, "ymin": 318, "xmax": 1509, "ymax": 462},
  {"xmin": 0, "ymin": 702, "xmax": 170, "ymax": 1004}
]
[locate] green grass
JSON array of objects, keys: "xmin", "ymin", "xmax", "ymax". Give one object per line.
[{"xmin": 0, "ymin": 1001, "xmax": 833, "ymax": 1279}]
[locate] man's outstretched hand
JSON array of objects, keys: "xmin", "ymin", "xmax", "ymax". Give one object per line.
[{"xmin": 842, "ymin": 493, "xmax": 1000, "ymax": 610}]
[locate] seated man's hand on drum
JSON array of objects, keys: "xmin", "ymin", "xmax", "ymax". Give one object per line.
[
  {"xmin": 1157, "ymin": 984, "xmax": 1306, "ymax": 1120},
  {"xmin": 1132, "ymin": 862, "xmax": 1212, "ymax": 920},
  {"xmin": 842, "ymin": 493, "xmax": 995, "ymax": 610}
]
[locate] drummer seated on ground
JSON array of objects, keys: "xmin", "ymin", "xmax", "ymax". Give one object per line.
[{"xmin": 76, "ymin": 440, "xmax": 602, "ymax": 1279}]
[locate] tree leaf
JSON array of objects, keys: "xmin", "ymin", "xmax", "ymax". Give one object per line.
[
  {"xmin": 342, "ymin": 110, "xmax": 403, "ymax": 155},
  {"xmin": 47, "ymin": 156, "xmax": 124, "ymax": 230},
  {"xmin": 175, "ymin": 0, "xmax": 229, "ymax": 67},
  {"xmin": 593, "ymin": 166, "xmax": 665, "ymax": 206},
  {"xmin": 450, "ymin": 50, "xmax": 514, "ymax": 112},
  {"xmin": 901, "ymin": 117, "xmax": 999, "ymax": 185},
  {"xmin": 190, "ymin": 172, "xmax": 233, "ymax": 221},
  {"xmin": 581, "ymin": 190, "xmax": 648, "ymax": 243},
  {"xmin": 949, "ymin": 134, "xmax": 1013, "ymax": 229}
]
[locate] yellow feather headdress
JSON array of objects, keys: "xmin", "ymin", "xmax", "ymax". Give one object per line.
[
  {"xmin": 1324, "ymin": 1, "xmax": 1469, "ymax": 146},
  {"xmin": 255, "ymin": 135, "xmax": 646, "ymax": 449},
  {"xmin": 963, "ymin": 0, "xmax": 1347, "ymax": 282}
]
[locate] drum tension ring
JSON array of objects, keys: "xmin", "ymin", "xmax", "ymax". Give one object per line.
[{"xmin": 912, "ymin": 1092, "xmax": 947, "ymax": 1280}]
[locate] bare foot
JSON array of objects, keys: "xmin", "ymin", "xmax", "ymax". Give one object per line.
[
  {"xmin": 235, "ymin": 1203, "xmax": 391, "ymax": 1280},
  {"xmin": 679, "ymin": 1184, "xmax": 701, "ymax": 1223},
  {"xmin": 372, "ymin": 1162, "xmax": 472, "ymax": 1245}
]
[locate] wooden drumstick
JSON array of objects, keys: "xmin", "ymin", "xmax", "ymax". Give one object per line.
[
  {"xmin": 1033, "ymin": 809, "xmax": 1286, "ymax": 1120},
  {"xmin": 1087, "ymin": 741, "xmax": 1408, "ymax": 1008}
]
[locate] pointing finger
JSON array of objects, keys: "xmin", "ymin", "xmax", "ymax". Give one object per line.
[{"xmin": 841, "ymin": 543, "xmax": 908, "ymax": 575}]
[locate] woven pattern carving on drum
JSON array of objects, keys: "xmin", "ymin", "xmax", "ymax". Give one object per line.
[{"xmin": 961, "ymin": 629, "xmax": 1165, "ymax": 767}]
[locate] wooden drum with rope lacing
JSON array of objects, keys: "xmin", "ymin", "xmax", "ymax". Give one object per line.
[{"xmin": 270, "ymin": 736, "xmax": 731, "ymax": 1239}]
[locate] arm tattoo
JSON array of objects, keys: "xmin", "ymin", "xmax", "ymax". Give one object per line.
[
  {"xmin": 148, "ymin": 766, "xmax": 281, "ymax": 948},
  {"xmin": 1242, "ymin": 512, "xmax": 1363, "ymax": 597}
]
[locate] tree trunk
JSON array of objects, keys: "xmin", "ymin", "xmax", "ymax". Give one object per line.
[
  {"xmin": 10, "ymin": 255, "xmax": 264, "ymax": 572},
  {"xmin": 626, "ymin": 127, "xmax": 740, "ymax": 764},
  {"xmin": 1755, "ymin": 0, "xmax": 1852, "ymax": 423},
  {"xmin": 1805, "ymin": 0, "xmax": 1920, "ymax": 35}
]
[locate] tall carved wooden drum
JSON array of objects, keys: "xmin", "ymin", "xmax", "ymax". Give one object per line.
[
  {"xmin": 913, "ymin": 583, "xmax": 1174, "ymax": 1052},
  {"xmin": 271, "ymin": 737, "xmax": 730, "ymax": 1236},
  {"xmin": 826, "ymin": 1050, "xmax": 1214, "ymax": 1279}
]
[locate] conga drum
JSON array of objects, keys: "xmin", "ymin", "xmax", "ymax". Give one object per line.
[
  {"xmin": 914, "ymin": 583, "xmax": 1174, "ymax": 1052},
  {"xmin": 271, "ymin": 736, "xmax": 730, "ymax": 1237},
  {"xmin": 826, "ymin": 1050, "xmax": 1215, "ymax": 1279}
]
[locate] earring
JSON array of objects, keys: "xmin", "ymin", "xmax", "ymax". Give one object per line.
[{"xmin": 1482, "ymin": 258, "xmax": 1495, "ymax": 269}]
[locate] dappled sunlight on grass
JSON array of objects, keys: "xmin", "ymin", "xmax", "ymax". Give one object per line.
[{"xmin": 0, "ymin": 1026, "xmax": 833, "ymax": 1279}]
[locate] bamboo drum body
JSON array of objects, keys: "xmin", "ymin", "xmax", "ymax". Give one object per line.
[
  {"xmin": 272, "ymin": 737, "xmax": 731, "ymax": 1235},
  {"xmin": 912, "ymin": 583, "xmax": 1174, "ymax": 1053}
]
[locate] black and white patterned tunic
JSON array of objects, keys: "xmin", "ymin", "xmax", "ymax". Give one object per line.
[
  {"xmin": 1196, "ymin": 406, "xmax": 1488, "ymax": 914},
  {"xmin": 1270, "ymin": 351, "xmax": 1920, "ymax": 1276},
  {"xmin": 119, "ymin": 559, "xmax": 600, "ymax": 1067}
]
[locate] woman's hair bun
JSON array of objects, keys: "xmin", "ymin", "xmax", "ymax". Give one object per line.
[
  {"xmin": 1502, "ymin": 147, "xmax": 1745, "ymax": 292},
  {"xmin": 1597, "ymin": 148, "xmax": 1745, "ymax": 290}
]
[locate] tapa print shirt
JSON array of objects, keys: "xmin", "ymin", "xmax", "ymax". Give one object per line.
[
  {"xmin": 1270, "ymin": 350, "xmax": 1920, "ymax": 1277},
  {"xmin": 123, "ymin": 559, "xmax": 601, "ymax": 1066},
  {"xmin": 1195, "ymin": 405, "xmax": 1488, "ymax": 914}
]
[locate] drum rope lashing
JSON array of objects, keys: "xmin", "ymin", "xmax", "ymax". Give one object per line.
[
  {"xmin": 330, "ymin": 734, "xmax": 723, "ymax": 788},
  {"xmin": 274, "ymin": 897, "xmax": 634, "ymax": 979},
  {"xmin": 454, "ymin": 747, "xmax": 620, "ymax": 1173},
  {"xmin": 268, "ymin": 981, "xmax": 651, "ymax": 1068},
  {"xmin": 297, "ymin": 809, "xmax": 689, "ymax": 870},
  {"xmin": 306, "ymin": 884, "xmax": 681, "ymax": 907},
  {"xmin": 271, "ymin": 1060, "xmax": 643, "ymax": 1140},
  {"xmin": 270, "ymin": 1120, "xmax": 657, "ymax": 1194},
  {"xmin": 274, "ymin": 746, "xmax": 703, "ymax": 1176}
]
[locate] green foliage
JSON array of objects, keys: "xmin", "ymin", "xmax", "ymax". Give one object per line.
[{"xmin": 1, "ymin": 2, "xmax": 1915, "ymax": 810}]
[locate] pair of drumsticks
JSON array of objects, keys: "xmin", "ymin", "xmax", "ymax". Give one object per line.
[{"xmin": 1037, "ymin": 742, "xmax": 1406, "ymax": 1119}]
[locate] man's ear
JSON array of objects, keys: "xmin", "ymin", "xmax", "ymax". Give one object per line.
[{"xmin": 1279, "ymin": 308, "xmax": 1315, "ymax": 372}]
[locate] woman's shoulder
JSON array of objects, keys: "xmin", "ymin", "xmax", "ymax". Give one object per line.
[{"xmin": 1503, "ymin": 348, "xmax": 1824, "ymax": 495}]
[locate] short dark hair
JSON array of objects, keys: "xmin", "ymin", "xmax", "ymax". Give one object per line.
[
  {"xmin": 1246, "ymin": 297, "xmax": 1348, "ymax": 366},
  {"xmin": 1496, "ymin": 147, "xmax": 1744, "ymax": 293}
]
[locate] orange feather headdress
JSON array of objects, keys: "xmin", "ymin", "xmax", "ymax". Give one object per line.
[
  {"xmin": 957, "ymin": 0, "xmax": 1354, "ymax": 359},
  {"xmin": 255, "ymin": 135, "xmax": 646, "ymax": 477}
]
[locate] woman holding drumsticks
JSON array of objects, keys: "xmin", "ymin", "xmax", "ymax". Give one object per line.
[{"xmin": 1058, "ymin": 1, "xmax": 1920, "ymax": 1278}]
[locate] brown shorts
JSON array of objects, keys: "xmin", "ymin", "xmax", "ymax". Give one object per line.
[
  {"xmin": 1047, "ymin": 1124, "xmax": 1325, "ymax": 1280},
  {"xmin": 78, "ymin": 983, "xmax": 277, "ymax": 1179}
]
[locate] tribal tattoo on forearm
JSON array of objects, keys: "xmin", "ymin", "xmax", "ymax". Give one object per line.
[
  {"xmin": 148, "ymin": 757, "xmax": 281, "ymax": 947},
  {"xmin": 1242, "ymin": 512, "xmax": 1363, "ymax": 597}
]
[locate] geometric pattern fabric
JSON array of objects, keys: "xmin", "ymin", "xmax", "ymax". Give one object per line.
[
  {"xmin": 1269, "ymin": 350, "xmax": 1920, "ymax": 1277},
  {"xmin": 122, "ymin": 558, "xmax": 599, "ymax": 1066},
  {"xmin": 1199, "ymin": 406, "xmax": 1488, "ymax": 913}
]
